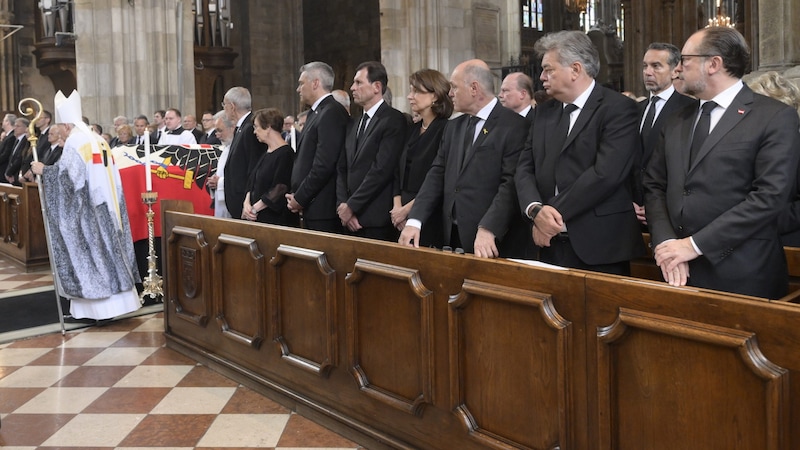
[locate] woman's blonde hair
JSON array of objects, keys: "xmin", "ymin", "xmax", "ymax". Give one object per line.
[{"xmin": 747, "ymin": 71, "xmax": 800, "ymax": 117}]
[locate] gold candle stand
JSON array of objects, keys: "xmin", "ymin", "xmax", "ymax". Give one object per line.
[{"xmin": 140, "ymin": 191, "xmax": 163, "ymax": 300}]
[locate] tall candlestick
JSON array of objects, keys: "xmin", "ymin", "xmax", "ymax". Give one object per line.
[
  {"xmin": 144, "ymin": 131, "xmax": 152, "ymax": 191},
  {"xmin": 290, "ymin": 125, "xmax": 297, "ymax": 152}
]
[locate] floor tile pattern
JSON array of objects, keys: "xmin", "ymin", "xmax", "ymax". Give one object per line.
[{"xmin": 0, "ymin": 255, "xmax": 365, "ymax": 449}]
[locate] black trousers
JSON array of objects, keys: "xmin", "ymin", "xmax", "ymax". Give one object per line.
[{"xmin": 539, "ymin": 233, "xmax": 630, "ymax": 276}]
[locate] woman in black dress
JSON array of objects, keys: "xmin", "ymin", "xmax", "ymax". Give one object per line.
[
  {"xmin": 242, "ymin": 108, "xmax": 295, "ymax": 226},
  {"xmin": 390, "ymin": 69, "xmax": 454, "ymax": 248}
]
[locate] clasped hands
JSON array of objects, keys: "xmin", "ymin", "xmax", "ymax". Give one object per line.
[
  {"xmin": 531, "ymin": 205, "xmax": 563, "ymax": 247},
  {"xmin": 337, "ymin": 203, "xmax": 362, "ymax": 232},
  {"xmin": 653, "ymin": 238, "xmax": 698, "ymax": 287}
]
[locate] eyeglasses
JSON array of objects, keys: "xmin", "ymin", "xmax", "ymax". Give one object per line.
[{"xmin": 679, "ymin": 54, "xmax": 717, "ymax": 65}]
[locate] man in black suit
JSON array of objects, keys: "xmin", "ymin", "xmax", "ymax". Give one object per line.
[
  {"xmin": 644, "ymin": 27, "xmax": 800, "ymax": 299},
  {"xmin": 198, "ymin": 111, "xmax": 221, "ymax": 145},
  {"xmin": 632, "ymin": 43, "xmax": 695, "ymax": 224},
  {"xmin": 499, "ymin": 72, "xmax": 534, "ymax": 121},
  {"xmin": 183, "ymin": 114, "xmax": 204, "ymax": 142},
  {"xmin": 337, "ymin": 61, "xmax": 407, "ymax": 241},
  {"xmin": 34, "ymin": 110, "xmax": 53, "ymax": 160},
  {"xmin": 286, "ymin": 61, "xmax": 349, "ymax": 232},
  {"xmin": 150, "ymin": 110, "xmax": 166, "ymax": 143},
  {"xmin": 0, "ymin": 114, "xmax": 18, "ymax": 178},
  {"xmin": 132, "ymin": 115, "xmax": 149, "ymax": 146},
  {"xmin": 399, "ymin": 59, "xmax": 528, "ymax": 258},
  {"xmin": 515, "ymin": 30, "xmax": 645, "ymax": 275},
  {"xmin": 222, "ymin": 87, "xmax": 266, "ymax": 219},
  {"xmin": 5, "ymin": 118, "xmax": 30, "ymax": 185}
]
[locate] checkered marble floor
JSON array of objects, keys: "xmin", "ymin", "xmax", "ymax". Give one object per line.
[
  {"xmin": 0, "ymin": 257, "xmax": 53, "ymax": 294},
  {"xmin": 0, "ymin": 313, "xmax": 364, "ymax": 449},
  {"xmin": 0, "ymin": 255, "xmax": 365, "ymax": 449}
]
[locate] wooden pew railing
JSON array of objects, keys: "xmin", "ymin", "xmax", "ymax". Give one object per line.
[
  {"xmin": 0, "ymin": 182, "xmax": 48, "ymax": 270},
  {"xmin": 161, "ymin": 201, "xmax": 800, "ymax": 450}
]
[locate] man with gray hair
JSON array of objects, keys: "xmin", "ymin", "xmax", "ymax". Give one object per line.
[
  {"xmin": 222, "ymin": 86, "xmax": 266, "ymax": 218},
  {"xmin": 399, "ymin": 59, "xmax": 528, "ymax": 258},
  {"xmin": 515, "ymin": 30, "xmax": 645, "ymax": 274},
  {"xmin": 286, "ymin": 61, "xmax": 349, "ymax": 232}
]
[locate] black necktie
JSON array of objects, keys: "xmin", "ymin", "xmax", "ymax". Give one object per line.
[
  {"xmin": 641, "ymin": 96, "xmax": 660, "ymax": 142},
  {"xmin": 461, "ymin": 115, "xmax": 480, "ymax": 168},
  {"xmin": 356, "ymin": 113, "xmax": 369, "ymax": 146},
  {"xmin": 557, "ymin": 103, "xmax": 578, "ymax": 149},
  {"xmin": 690, "ymin": 101, "xmax": 718, "ymax": 163}
]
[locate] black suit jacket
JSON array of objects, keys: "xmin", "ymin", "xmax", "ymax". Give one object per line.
[
  {"xmin": 0, "ymin": 133, "xmax": 17, "ymax": 179},
  {"xmin": 337, "ymin": 101, "xmax": 407, "ymax": 229},
  {"xmin": 36, "ymin": 127, "xmax": 51, "ymax": 159},
  {"xmin": 632, "ymin": 90, "xmax": 695, "ymax": 204},
  {"xmin": 41, "ymin": 145, "xmax": 63, "ymax": 165},
  {"xmin": 199, "ymin": 131, "xmax": 221, "ymax": 145},
  {"xmin": 224, "ymin": 112, "xmax": 266, "ymax": 218},
  {"xmin": 644, "ymin": 85, "xmax": 800, "ymax": 298},
  {"xmin": 409, "ymin": 101, "xmax": 527, "ymax": 254},
  {"xmin": 5, "ymin": 136, "xmax": 29, "ymax": 184},
  {"xmin": 516, "ymin": 84, "xmax": 645, "ymax": 266},
  {"xmin": 291, "ymin": 95, "xmax": 349, "ymax": 222}
]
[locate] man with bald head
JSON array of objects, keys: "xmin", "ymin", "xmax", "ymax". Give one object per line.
[
  {"xmin": 644, "ymin": 27, "xmax": 800, "ymax": 298},
  {"xmin": 399, "ymin": 59, "xmax": 528, "ymax": 258},
  {"xmin": 499, "ymin": 72, "xmax": 534, "ymax": 119}
]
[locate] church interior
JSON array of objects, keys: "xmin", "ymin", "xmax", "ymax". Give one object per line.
[{"xmin": 1, "ymin": 1, "xmax": 800, "ymax": 449}]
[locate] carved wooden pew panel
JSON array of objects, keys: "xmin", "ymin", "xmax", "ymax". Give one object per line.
[
  {"xmin": 161, "ymin": 202, "xmax": 800, "ymax": 450},
  {"xmin": 586, "ymin": 276, "xmax": 800, "ymax": 450}
]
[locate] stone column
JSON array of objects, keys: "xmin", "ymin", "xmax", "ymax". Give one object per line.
[
  {"xmin": 757, "ymin": 0, "xmax": 800, "ymax": 85},
  {"xmin": 0, "ymin": 8, "xmax": 16, "ymax": 113},
  {"xmin": 73, "ymin": 0, "xmax": 195, "ymax": 129},
  {"xmin": 380, "ymin": 0, "xmax": 513, "ymax": 113}
]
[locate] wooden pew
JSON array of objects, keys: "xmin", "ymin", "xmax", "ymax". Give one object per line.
[
  {"xmin": 160, "ymin": 202, "xmax": 800, "ymax": 449},
  {"xmin": 0, "ymin": 182, "xmax": 48, "ymax": 270}
]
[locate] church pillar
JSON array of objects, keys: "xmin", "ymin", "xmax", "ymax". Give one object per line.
[
  {"xmin": 757, "ymin": 0, "xmax": 800, "ymax": 82},
  {"xmin": 380, "ymin": 0, "xmax": 515, "ymax": 113},
  {"xmin": 73, "ymin": 0, "xmax": 195, "ymax": 128},
  {"xmin": 0, "ymin": 6, "xmax": 17, "ymax": 112}
]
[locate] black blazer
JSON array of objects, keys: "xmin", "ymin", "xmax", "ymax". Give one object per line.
[
  {"xmin": 0, "ymin": 133, "xmax": 17, "ymax": 179},
  {"xmin": 4, "ymin": 136, "xmax": 29, "ymax": 184},
  {"xmin": 224, "ymin": 112, "xmax": 267, "ymax": 218},
  {"xmin": 290, "ymin": 95, "xmax": 349, "ymax": 222},
  {"xmin": 644, "ymin": 86, "xmax": 800, "ymax": 298},
  {"xmin": 409, "ymin": 101, "xmax": 528, "ymax": 254},
  {"xmin": 632, "ymin": 90, "xmax": 694, "ymax": 204},
  {"xmin": 199, "ymin": 131, "xmax": 221, "ymax": 145},
  {"xmin": 337, "ymin": 101, "xmax": 407, "ymax": 228},
  {"xmin": 516, "ymin": 84, "xmax": 646, "ymax": 266},
  {"xmin": 41, "ymin": 145, "xmax": 63, "ymax": 165},
  {"xmin": 394, "ymin": 117, "xmax": 447, "ymax": 202},
  {"xmin": 36, "ymin": 127, "xmax": 51, "ymax": 159}
]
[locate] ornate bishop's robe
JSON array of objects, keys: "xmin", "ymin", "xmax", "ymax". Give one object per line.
[{"xmin": 41, "ymin": 127, "xmax": 141, "ymax": 320}]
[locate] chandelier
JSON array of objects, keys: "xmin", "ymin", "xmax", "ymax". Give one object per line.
[
  {"xmin": 706, "ymin": 0, "xmax": 735, "ymax": 28},
  {"xmin": 565, "ymin": 0, "xmax": 588, "ymax": 14}
]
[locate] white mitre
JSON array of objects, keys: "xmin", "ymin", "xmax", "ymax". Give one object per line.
[{"xmin": 54, "ymin": 90, "xmax": 83, "ymax": 125}]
